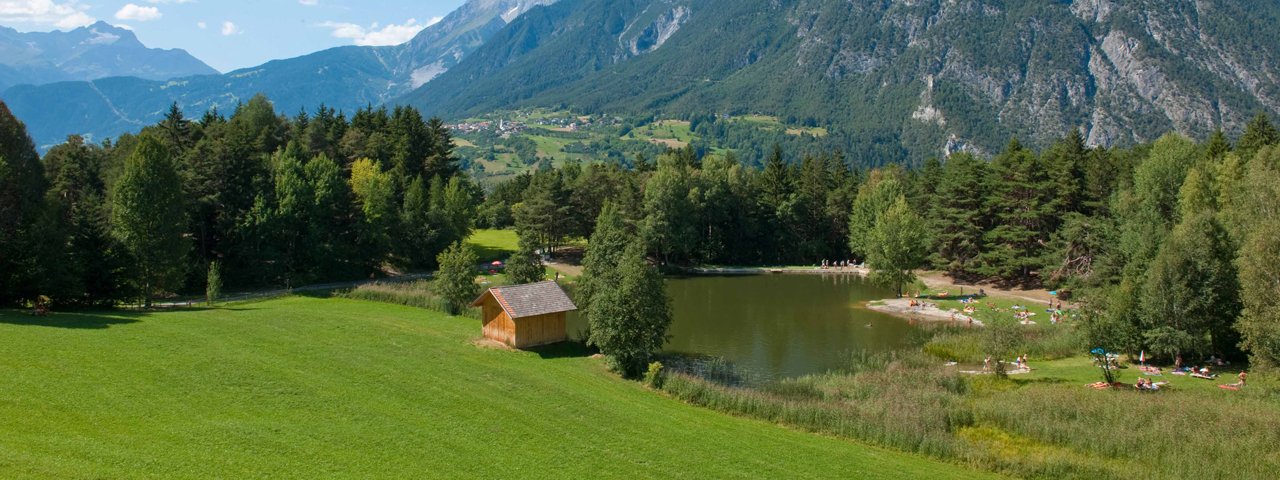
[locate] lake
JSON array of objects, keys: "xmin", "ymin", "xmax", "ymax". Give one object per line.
[{"xmin": 571, "ymin": 273, "xmax": 919, "ymax": 379}]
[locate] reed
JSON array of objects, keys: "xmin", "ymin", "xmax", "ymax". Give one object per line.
[{"xmin": 341, "ymin": 280, "xmax": 481, "ymax": 319}]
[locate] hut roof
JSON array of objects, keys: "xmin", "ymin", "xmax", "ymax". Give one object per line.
[{"xmin": 472, "ymin": 281, "xmax": 577, "ymax": 319}]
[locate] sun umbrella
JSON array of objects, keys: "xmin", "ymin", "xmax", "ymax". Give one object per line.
[{"xmin": 491, "ymin": 261, "xmax": 503, "ymax": 265}]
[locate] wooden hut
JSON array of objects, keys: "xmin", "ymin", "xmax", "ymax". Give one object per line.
[{"xmin": 472, "ymin": 281, "xmax": 577, "ymax": 348}]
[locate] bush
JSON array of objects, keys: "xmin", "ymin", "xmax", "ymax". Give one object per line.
[{"xmin": 644, "ymin": 361, "xmax": 665, "ymax": 389}]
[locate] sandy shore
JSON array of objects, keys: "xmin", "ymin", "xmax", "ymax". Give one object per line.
[{"xmin": 866, "ymin": 298, "xmax": 984, "ymax": 326}]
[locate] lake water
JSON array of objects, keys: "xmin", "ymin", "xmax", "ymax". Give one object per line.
[{"xmin": 570, "ymin": 273, "xmax": 919, "ymax": 379}]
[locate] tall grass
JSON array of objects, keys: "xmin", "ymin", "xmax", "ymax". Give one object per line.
[
  {"xmin": 660, "ymin": 344, "xmax": 1280, "ymax": 479},
  {"xmin": 662, "ymin": 351, "xmax": 970, "ymax": 460},
  {"xmin": 924, "ymin": 323, "xmax": 1085, "ymax": 363},
  {"xmin": 340, "ymin": 280, "xmax": 480, "ymax": 319}
]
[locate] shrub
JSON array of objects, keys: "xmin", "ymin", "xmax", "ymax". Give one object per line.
[{"xmin": 644, "ymin": 361, "xmax": 665, "ymax": 389}]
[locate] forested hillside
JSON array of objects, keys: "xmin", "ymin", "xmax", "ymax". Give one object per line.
[
  {"xmin": 0, "ymin": 98, "xmax": 475, "ymax": 307},
  {"xmin": 407, "ymin": 0, "xmax": 1280, "ymax": 163}
]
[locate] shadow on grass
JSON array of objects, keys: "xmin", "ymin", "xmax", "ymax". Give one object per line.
[
  {"xmin": 531, "ymin": 341, "xmax": 596, "ymax": 359},
  {"xmin": 0, "ymin": 310, "xmax": 142, "ymax": 329}
]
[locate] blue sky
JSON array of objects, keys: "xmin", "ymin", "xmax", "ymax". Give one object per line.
[{"xmin": 0, "ymin": 0, "xmax": 469, "ymax": 72}]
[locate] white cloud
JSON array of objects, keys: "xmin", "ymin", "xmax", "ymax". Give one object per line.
[
  {"xmin": 299, "ymin": 0, "xmax": 318, "ymax": 6},
  {"xmin": 196, "ymin": 21, "xmax": 206, "ymax": 29},
  {"xmin": 426, "ymin": 16, "xmax": 442, "ymax": 27},
  {"xmin": 0, "ymin": 0, "xmax": 96, "ymax": 29},
  {"xmin": 320, "ymin": 18, "xmax": 426, "ymax": 46},
  {"xmin": 220, "ymin": 20, "xmax": 239, "ymax": 36},
  {"xmin": 115, "ymin": 3, "xmax": 161, "ymax": 22},
  {"xmin": 147, "ymin": 0, "xmax": 194, "ymax": 3}
]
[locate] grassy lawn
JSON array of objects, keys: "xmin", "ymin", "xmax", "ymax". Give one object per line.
[
  {"xmin": 0, "ymin": 298, "xmax": 994, "ymax": 479},
  {"xmin": 466, "ymin": 228, "xmax": 520, "ymax": 262}
]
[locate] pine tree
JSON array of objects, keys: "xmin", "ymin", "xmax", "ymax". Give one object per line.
[
  {"xmin": 111, "ymin": 135, "xmax": 189, "ymax": 307},
  {"xmin": 586, "ymin": 241, "xmax": 672, "ymax": 377},
  {"xmin": 434, "ymin": 241, "xmax": 478, "ymax": 315},
  {"xmin": 0, "ymin": 101, "xmax": 46, "ymax": 305},
  {"xmin": 400, "ymin": 176, "xmax": 440, "ymax": 269},
  {"xmin": 929, "ymin": 153, "xmax": 987, "ymax": 277},
  {"xmin": 1236, "ymin": 112, "xmax": 1278, "ymax": 158},
  {"xmin": 866, "ymin": 196, "xmax": 930, "ymax": 296},
  {"xmin": 306, "ymin": 153, "xmax": 355, "ymax": 279},
  {"xmin": 40, "ymin": 136, "xmax": 127, "ymax": 306},
  {"xmin": 513, "ymin": 170, "xmax": 569, "ymax": 255},
  {"xmin": 505, "ymin": 238, "xmax": 545, "ymax": 285},
  {"xmin": 979, "ymin": 139, "xmax": 1054, "ymax": 283}
]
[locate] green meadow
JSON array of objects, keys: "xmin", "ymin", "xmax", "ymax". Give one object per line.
[{"xmin": 0, "ymin": 297, "xmax": 993, "ymax": 479}]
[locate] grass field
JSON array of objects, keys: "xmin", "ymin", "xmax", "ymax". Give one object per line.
[
  {"xmin": 0, "ymin": 298, "xmax": 994, "ymax": 479},
  {"xmin": 465, "ymin": 229, "xmax": 520, "ymax": 262}
]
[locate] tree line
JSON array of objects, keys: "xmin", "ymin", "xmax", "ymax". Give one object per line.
[
  {"xmin": 493, "ymin": 115, "xmax": 1280, "ymax": 367},
  {"xmin": 0, "ymin": 96, "xmax": 477, "ymax": 307}
]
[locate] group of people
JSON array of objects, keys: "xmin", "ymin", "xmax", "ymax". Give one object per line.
[{"xmin": 819, "ymin": 259, "xmax": 856, "ymax": 270}]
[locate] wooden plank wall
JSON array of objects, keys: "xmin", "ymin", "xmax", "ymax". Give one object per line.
[
  {"xmin": 481, "ymin": 299, "xmax": 517, "ymax": 346},
  {"xmin": 513, "ymin": 312, "xmax": 567, "ymax": 348}
]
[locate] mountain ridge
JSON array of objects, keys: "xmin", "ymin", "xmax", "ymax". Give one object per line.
[
  {"xmin": 0, "ymin": 0, "xmax": 556, "ymax": 149},
  {"xmin": 403, "ymin": 0, "xmax": 1280, "ymax": 162},
  {"xmin": 0, "ymin": 21, "xmax": 216, "ymax": 92}
]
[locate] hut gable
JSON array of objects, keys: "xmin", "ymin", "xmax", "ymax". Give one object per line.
[{"xmin": 473, "ymin": 281, "xmax": 577, "ymax": 319}]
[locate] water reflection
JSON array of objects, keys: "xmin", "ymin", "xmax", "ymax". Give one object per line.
[{"xmin": 568, "ymin": 273, "xmax": 916, "ymax": 380}]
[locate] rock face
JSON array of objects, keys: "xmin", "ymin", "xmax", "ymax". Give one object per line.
[
  {"xmin": 408, "ymin": 0, "xmax": 1280, "ymax": 161},
  {"xmin": 0, "ymin": 21, "xmax": 216, "ymax": 91}
]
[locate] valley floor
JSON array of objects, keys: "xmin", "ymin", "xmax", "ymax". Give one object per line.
[{"xmin": 0, "ymin": 297, "xmax": 994, "ymax": 479}]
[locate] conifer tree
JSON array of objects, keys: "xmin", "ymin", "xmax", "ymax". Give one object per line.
[
  {"xmin": 0, "ymin": 101, "xmax": 46, "ymax": 305},
  {"xmin": 40, "ymin": 136, "xmax": 127, "ymax": 306},
  {"xmin": 400, "ymin": 176, "xmax": 439, "ymax": 269},
  {"xmin": 979, "ymin": 139, "xmax": 1054, "ymax": 283},
  {"xmin": 928, "ymin": 152, "xmax": 986, "ymax": 277},
  {"xmin": 1236, "ymin": 112, "xmax": 1278, "ymax": 158},
  {"xmin": 504, "ymin": 238, "xmax": 545, "ymax": 285}
]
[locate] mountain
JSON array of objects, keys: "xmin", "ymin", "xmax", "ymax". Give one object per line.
[
  {"xmin": 0, "ymin": 21, "xmax": 216, "ymax": 92},
  {"xmin": 0, "ymin": 0, "xmax": 556, "ymax": 149},
  {"xmin": 403, "ymin": 0, "xmax": 1280, "ymax": 161}
]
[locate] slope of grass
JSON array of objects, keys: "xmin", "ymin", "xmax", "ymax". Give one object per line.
[
  {"xmin": 466, "ymin": 228, "xmax": 520, "ymax": 262},
  {"xmin": 0, "ymin": 298, "xmax": 993, "ymax": 479}
]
